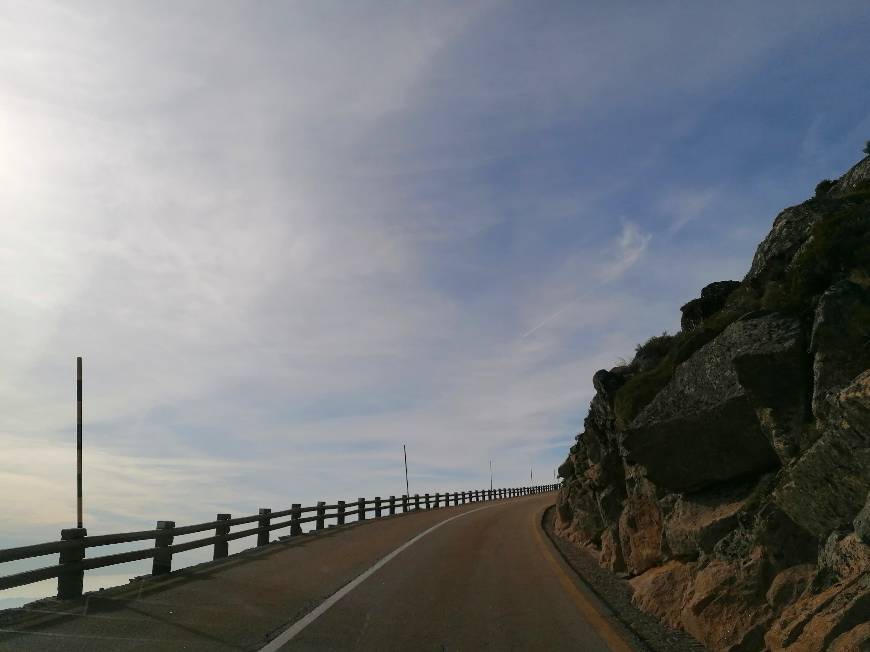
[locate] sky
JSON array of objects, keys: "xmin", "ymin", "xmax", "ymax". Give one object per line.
[{"xmin": 2, "ymin": 0, "xmax": 870, "ymax": 603}]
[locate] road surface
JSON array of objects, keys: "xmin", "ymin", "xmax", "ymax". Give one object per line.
[{"xmin": 0, "ymin": 493, "xmax": 636, "ymax": 651}]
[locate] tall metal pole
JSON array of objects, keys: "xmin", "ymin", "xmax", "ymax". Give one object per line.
[
  {"xmin": 403, "ymin": 444, "xmax": 409, "ymax": 497},
  {"xmin": 76, "ymin": 356, "xmax": 83, "ymax": 529},
  {"xmin": 489, "ymin": 460, "xmax": 492, "ymax": 491}
]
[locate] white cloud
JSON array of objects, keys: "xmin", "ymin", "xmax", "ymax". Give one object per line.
[{"xmin": 598, "ymin": 222, "xmax": 652, "ymax": 282}]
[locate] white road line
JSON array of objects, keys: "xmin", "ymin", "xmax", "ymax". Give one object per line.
[{"xmin": 259, "ymin": 504, "xmax": 494, "ymax": 651}]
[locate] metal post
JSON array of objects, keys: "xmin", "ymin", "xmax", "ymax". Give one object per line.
[
  {"xmin": 404, "ymin": 444, "xmax": 409, "ymax": 497},
  {"xmin": 338, "ymin": 500, "xmax": 346, "ymax": 525},
  {"xmin": 357, "ymin": 497, "xmax": 366, "ymax": 521},
  {"xmin": 316, "ymin": 501, "xmax": 326, "ymax": 530},
  {"xmin": 57, "ymin": 527, "xmax": 86, "ymax": 599},
  {"xmin": 490, "ymin": 459, "xmax": 493, "ymax": 492},
  {"xmin": 257, "ymin": 508, "xmax": 271, "ymax": 546},
  {"xmin": 290, "ymin": 504, "xmax": 302, "ymax": 536},
  {"xmin": 214, "ymin": 514, "xmax": 230, "ymax": 559},
  {"xmin": 76, "ymin": 357, "xmax": 83, "ymax": 529},
  {"xmin": 152, "ymin": 520, "xmax": 175, "ymax": 575}
]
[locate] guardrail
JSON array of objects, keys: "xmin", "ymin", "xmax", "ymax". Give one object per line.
[{"xmin": 0, "ymin": 484, "xmax": 558, "ymax": 600}]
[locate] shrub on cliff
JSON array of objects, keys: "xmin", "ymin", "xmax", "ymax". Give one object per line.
[
  {"xmin": 815, "ymin": 179, "xmax": 836, "ymax": 197},
  {"xmin": 634, "ymin": 332, "xmax": 675, "ymax": 361}
]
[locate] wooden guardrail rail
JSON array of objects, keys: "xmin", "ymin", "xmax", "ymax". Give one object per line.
[{"xmin": 0, "ymin": 484, "xmax": 559, "ymax": 600}]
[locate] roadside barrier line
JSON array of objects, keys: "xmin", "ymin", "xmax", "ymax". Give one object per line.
[
  {"xmin": 531, "ymin": 507, "xmax": 634, "ymax": 652},
  {"xmin": 259, "ymin": 504, "xmax": 495, "ymax": 651}
]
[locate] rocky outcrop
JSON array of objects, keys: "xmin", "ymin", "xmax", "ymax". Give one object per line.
[
  {"xmin": 745, "ymin": 204, "xmax": 827, "ymax": 285},
  {"xmin": 810, "ymin": 280, "xmax": 870, "ymax": 419},
  {"xmin": 555, "ymin": 155, "xmax": 870, "ymax": 651},
  {"xmin": 829, "ymin": 154, "xmax": 870, "ymax": 197},
  {"xmin": 680, "ymin": 281, "xmax": 741, "ymax": 331},
  {"xmin": 774, "ymin": 370, "xmax": 870, "ymax": 538},
  {"xmin": 622, "ymin": 315, "xmax": 794, "ymax": 492}
]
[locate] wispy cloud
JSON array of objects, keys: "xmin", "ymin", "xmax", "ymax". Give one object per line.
[{"xmin": 598, "ymin": 222, "xmax": 653, "ymax": 282}]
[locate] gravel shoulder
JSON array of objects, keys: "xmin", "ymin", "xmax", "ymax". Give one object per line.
[{"xmin": 542, "ymin": 506, "xmax": 707, "ymax": 652}]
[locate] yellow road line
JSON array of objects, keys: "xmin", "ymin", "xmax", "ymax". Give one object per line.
[{"xmin": 531, "ymin": 507, "xmax": 634, "ymax": 652}]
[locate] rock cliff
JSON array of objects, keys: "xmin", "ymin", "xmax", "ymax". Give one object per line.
[{"xmin": 556, "ymin": 155, "xmax": 870, "ymax": 651}]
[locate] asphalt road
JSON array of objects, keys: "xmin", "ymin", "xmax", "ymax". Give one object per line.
[{"xmin": 0, "ymin": 493, "xmax": 635, "ymax": 651}]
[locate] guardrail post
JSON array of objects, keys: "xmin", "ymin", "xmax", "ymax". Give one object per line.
[
  {"xmin": 402, "ymin": 494, "xmax": 409, "ymax": 512},
  {"xmin": 434, "ymin": 493, "xmax": 440, "ymax": 509},
  {"xmin": 338, "ymin": 500, "xmax": 346, "ymax": 525},
  {"xmin": 214, "ymin": 514, "xmax": 230, "ymax": 559},
  {"xmin": 291, "ymin": 504, "xmax": 302, "ymax": 536},
  {"xmin": 389, "ymin": 496, "xmax": 396, "ymax": 515},
  {"xmin": 375, "ymin": 496, "xmax": 382, "ymax": 518},
  {"xmin": 424, "ymin": 493, "xmax": 430, "ymax": 509},
  {"xmin": 152, "ymin": 521, "xmax": 175, "ymax": 575},
  {"xmin": 357, "ymin": 497, "xmax": 366, "ymax": 521},
  {"xmin": 316, "ymin": 501, "xmax": 326, "ymax": 530},
  {"xmin": 57, "ymin": 527, "xmax": 87, "ymax": 599},
  {"xmin": 257, "ymin": 509, "xmax": 271, "ymax": 546},
  {"xmin": 415, "ymin": 494, "xmax": 420, "ymax": 510}
]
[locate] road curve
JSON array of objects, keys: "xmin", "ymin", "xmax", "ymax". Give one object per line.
[{"xmin": 0, "ymin": 493, "xmax": 635, "ymax": 651}]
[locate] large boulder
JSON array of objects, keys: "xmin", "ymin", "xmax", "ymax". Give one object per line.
[
  {"xmin": 622, "ymin": 316, "xmax": 783, "ymax": 492},
  {"xmin": 829, "ymin": 155, "xmax": 870, "ymax": 197},
  {"xmin": 765, "ymin": 573, "xmax": 870, "ymax": 652},
  {"xmin": 809, "ymin": 280, "xmax": 870, "ymax": 419},
  {"xmin": 679, "ymin": 280, "xmax": 741, "ymax": 331},
  {"xmin": 731, "ymin": 314, "xmax": 809, "ymax": 461},
  {"xmin": 818, "ymin": 530, "xmax": 870, "ymax": 583},
  {"xmin": 629, "ymin": 560, "xmax": 697, "ymax": 630},
  {"xmin": 745, "ymin": 203, "xmax": 826, "ymax": 284},
  {"xmin": 618, "ymin": 477, "xmax": 664, "ymax": 575},
  {"xmin": 556, "ymin": 480, "xmax": 604, "ymax": 544},
  {"xmin": 663, "ymin": 480, "xmax": 756, "ymax": 558},
  {"xmin": 680, "ymin": 547, "xmax": 773, "ymax": 652},
  {"xmin": 774, "ymin": 371, "xmax": 870, "ymax": 538}
]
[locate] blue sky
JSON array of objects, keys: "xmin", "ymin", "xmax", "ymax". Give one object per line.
[{"xmin": 1, "ymin": 0, "xmax": 870, "ymax": 602}]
